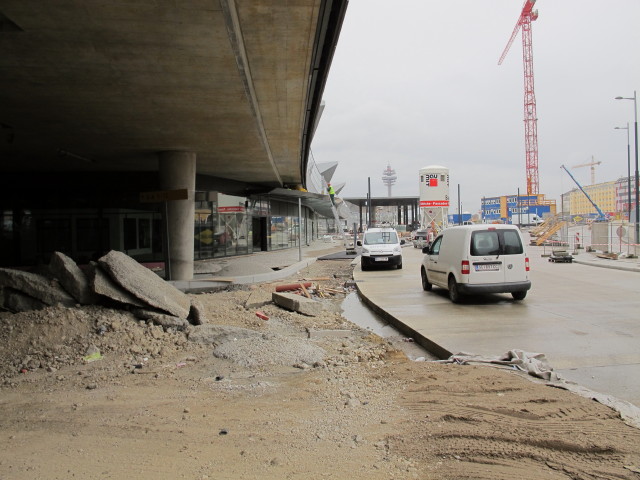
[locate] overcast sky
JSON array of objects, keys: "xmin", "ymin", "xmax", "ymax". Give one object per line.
[{"xmin": 311, "ymin": 0, "xmax": 640, "ymax": 214}]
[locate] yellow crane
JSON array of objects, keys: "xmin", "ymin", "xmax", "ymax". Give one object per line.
[{"xmin": 572, "ymin": 156, "xmax": 601, "ymax": 185}]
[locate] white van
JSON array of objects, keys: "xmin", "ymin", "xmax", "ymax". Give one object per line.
[
  {"xmin": 420, "ymin": 224, "xmax": 531, "ymax": 302},
  {"xmin": 358, "ymin": 227, "xmax": 404, "ymax": 270}
]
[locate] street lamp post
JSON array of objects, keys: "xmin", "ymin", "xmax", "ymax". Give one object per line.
[
  {"xmin": 614, "ymin": 123, "xmax": 631, "ymax": 221},
  {"xmin": 615, "ymin": 91, "xmax": 639, "ymax": 245}
]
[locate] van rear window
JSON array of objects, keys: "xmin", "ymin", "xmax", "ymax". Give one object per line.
[
  {"xmin": 470, "ymin": 229, "xmax": 523, "ymax": 256},
  {"xmin": 471, "ymin": 231, "xmax": 500, "ymax": 256},
  {"xmin": 502, "ymin": 230, "xmax": 524, "ymax": 254}
]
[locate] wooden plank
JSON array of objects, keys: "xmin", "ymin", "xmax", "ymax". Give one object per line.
[{"xmin": 299, "ymin": 283, "xmax": 311, "ymax": 299}]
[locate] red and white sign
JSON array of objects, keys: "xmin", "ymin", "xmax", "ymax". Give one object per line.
[
  {"xmin": 218, "ymin": 206, "xmax": 245, "ymax": 213},
  {"xmin": 420, "ymin": 200, "xmax": 449, "ymax": 207}
]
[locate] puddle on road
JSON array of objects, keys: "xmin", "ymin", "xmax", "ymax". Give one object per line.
[{"xmin": 340, "ymin": 292, "xmax": 437, "ymax": 361}]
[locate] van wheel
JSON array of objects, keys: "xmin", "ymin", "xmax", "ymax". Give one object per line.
[
  {"xmin": 512, "ymin": 291, "xmax": 527, "ymax": 300},
  {"xmin": 361, "ymin": 259, "xmax": 369, "ymax": 271},
  {"xmin": 421, "ymin": 267, "xmax": 432, "ymax": 291},
  {"xmin": 448, "ymin": 276, "xmax": 461, "ymax": 303},
  {"xmin": 397, "ymin": 261, "xmax": 403, "ymax": 270}
]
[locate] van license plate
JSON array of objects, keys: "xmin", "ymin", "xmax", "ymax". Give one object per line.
[
  {"xmin": 475, "ymin": 264, "xmax": 499, "ymax": 271},
  {"xmin": 375, "ymin": 257, "xmax": 388, "ymax": 262}
]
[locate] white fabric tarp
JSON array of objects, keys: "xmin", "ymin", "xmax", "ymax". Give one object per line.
[{"xmin": 442, "ymin": 349, "xmax": 560, "ymax": 381}]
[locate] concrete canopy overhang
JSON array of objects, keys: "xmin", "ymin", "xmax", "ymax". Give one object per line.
[
  {"xmin": 343, "ymin": 196, "xmax": 420, "ymax": 208},
  {"xmin": 0, "ymin": 1, "xmax": 348, "ymax": 191},
  {"xmin": 264, "ymin": 187, "xmax": 335, "ymax": 218}
]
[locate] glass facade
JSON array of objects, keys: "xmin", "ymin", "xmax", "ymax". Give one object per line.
[
  {"xmin": 0, "ymin": 193, "xmax": 328, "ymax": 267},
  {"xmin": 0, "ymin": 208, "xmax": 161, "ymax": 266},
  {"xmin": 193, "ymin": 192, "xmax": 323, "ymax": 259},
  {"xmin": 250, "ymin": 195, "xmax": 316, "ymax": 252},
  {"xmin": 194, "ymin": 194, "xmax": 252, "ymax": 260}
]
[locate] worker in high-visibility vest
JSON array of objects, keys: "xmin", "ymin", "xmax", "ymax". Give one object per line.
[{"xmin": 327, "ymin": 183, "xmax": 336, "ymax": 206}]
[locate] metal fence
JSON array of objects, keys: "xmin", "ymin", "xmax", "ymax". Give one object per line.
[{"xmin": 556, "ymin": 221, "xmax": 639, "ymax": 256}]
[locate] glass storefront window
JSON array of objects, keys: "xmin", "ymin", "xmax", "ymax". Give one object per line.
[
  {"xmin": 195, "ymin": 201, "xmax": 215, "ymax": 259},
  {"xmin": 194, "ymin": 193, "xmax": 252, "ymax": 259}
]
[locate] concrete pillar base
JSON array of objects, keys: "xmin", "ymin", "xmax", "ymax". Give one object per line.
[{"xmin": 158, "ymin": 151, "xmax": 196, "ymax": 280}]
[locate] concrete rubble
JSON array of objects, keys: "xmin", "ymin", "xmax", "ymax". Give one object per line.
[
  {"xmin": 2, "ymin": 288, "xmax": 47, "ymax": 312},
  {"xmin": 0, "ymin": 268, "xmax": 76, "ymax": 308},
  {"xmin": 272, "ymin": 291, "xmax": 327, "ymax": 317},
  {"xmin": 0, "ymin": 250, "xmax": 206, "ymax": 330},
  {"xmin": 98, "ymin": 250, "xmax": 191, "ymax": 319},
  {"xmin": 87, "ymin": 262, "xmax": 147, "ymax": 309},
  {"xmin": 49, "ymin": 251, "xmax": 97, "ymax": 305}
]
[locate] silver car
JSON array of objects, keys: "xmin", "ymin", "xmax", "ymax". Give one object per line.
[{"xmin": 412, "ymin": 230, "xmax": 429, "ymax": 249}]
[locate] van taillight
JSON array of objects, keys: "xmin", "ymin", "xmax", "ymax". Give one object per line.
[
  {"xmin": 525, "ymin": 257, "xmax": 530, "ymax": 271},
  {"xmin": 461, "ymin": 260, "xmax": 470, "ymax": 275}
]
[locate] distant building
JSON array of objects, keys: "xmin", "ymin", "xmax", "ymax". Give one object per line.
[
  {"xmin": 564, "ymin": 180, "xmax": 616, "ymax": 218},
  {"xmin": 481, "ymin": 194, "xmax": 556, "ymax": 224},
  {"xmin": 615, "ymin": 176, "xmax": 638, "ymax": 220}
]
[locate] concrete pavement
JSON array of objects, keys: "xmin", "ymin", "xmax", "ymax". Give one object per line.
[
  {"xmin": 353, "ymin": 244, "xmax": 639, "ymax": 357},
  {"xmin": 571, "ymin": 250, "xmax": 640, "ymax": 272},
  {"xmin": 170, "ymin": 238, "xmax": 348, "ymax": 292},
  {"xmin": 353, "ymin": 243, "xmax": 640, "ymax": 410}
]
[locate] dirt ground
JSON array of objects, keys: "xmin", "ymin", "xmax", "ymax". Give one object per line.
[{"xmin": 1, "ymin": 259, "xmax": 639, "ymax": 480}]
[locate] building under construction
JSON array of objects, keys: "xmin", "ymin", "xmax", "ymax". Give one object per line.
[{"xmin": 481, "ymin": 193, "xmax": 556, "ymax": 224}]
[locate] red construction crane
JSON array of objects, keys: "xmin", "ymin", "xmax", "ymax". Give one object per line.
[{"xmin": 498, "ymin": 0, "xmax": 540, "ymax": 196}]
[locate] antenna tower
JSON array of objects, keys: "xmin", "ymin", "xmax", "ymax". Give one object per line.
[{"xmin": 382, "ymin": 164, "xmax": 397, "ymax": 197}]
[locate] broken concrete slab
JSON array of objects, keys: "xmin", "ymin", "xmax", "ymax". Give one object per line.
[
  {"xmin": 98, "ymin": 250, "xmax": 190, "ymax": 318},
  {"xmin": 133, "ymin": 309, "xmax": 188, "ymax": 330},
  {"xmin": 187, "ymin": 298, "xmax": 207, "ymax": 325},
  {"xmin": 272, "ymin": 292, "xmax": 326, "ymax": 317},
  {"xmin": 0, "ymin": 268, "xmax": 76, "ymax": 307},
  {"xmin": 49, "ymin": 251, "xmax": 97, "ymax": 305},
  {"xmin": 187, "ymin": 324, "xmax": 261, "ymax": 345},
  {"xmin": 2, "ymin": 287, "xmax": 48, "ymax": 312},
  {"xmin": 87, "ymin": 263, "xmax": 146, "ymax": 308}
]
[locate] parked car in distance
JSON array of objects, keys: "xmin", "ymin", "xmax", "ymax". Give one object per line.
[
  {"xmin": 358, "ymin": 227, "xmax": 404, "ymax": 270},
  {"xmin": 420, "ymin": 224, "xmax": 531, "ymax": 303},
  {"xmin": 412, "ymin": 230, "xmax": 429, "ymax": 249}
]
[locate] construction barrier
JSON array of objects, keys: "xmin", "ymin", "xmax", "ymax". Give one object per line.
[{"xmin": 529, "ymin": 220, "xmax": 639, "ymax": 257}]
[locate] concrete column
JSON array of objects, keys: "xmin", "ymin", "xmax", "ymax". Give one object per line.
[{"xmin": 158, "ymin": 151, "xmax": 196, "ymax": 280}]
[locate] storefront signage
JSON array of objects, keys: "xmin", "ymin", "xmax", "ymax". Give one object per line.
[
  {"xmin": 218, "ymin": 206, "xmax": 245, "ymax": 213},
  {"xmin": 420, "ymin": 200, "xmax": 449, "ymax": 207}
]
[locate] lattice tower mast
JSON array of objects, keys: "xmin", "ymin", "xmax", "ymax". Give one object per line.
[
  {"xmin": 382, "ymin": 164, "xmax": 397, "ymax": 197},
  {"xmin": 498, "ymin": 0, "xmax": 540, "ymax": 195}
]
